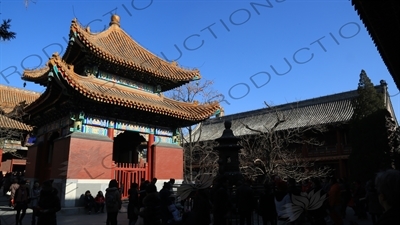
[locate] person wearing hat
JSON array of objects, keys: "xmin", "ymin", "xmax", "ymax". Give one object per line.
[{"xmin": 35, "ymin": 180, "xmax": 61, "ymax": 225}]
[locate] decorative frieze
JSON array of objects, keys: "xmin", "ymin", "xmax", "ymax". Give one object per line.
[
  {"xmin": 82, "ymin": 125, "xmax": 108, "ymax": 136},
  {"xmin": 155, "ymin": 136, "xmax": 173, "ymax": 144},
  {"xmin": 115, "ymin": 121, "xmax": 153, "ymax": 133},
  {"xmin": 84, "ymin": 117, "xmax": 109, "ymax": 127},
  {"xmin": 155, "ymin": 128, "xmax": 173, "ymax": 136},
  {"xmin": 79, "ymin": 115, "xmax": 175, "ymax": 144},
  {"xmin": 96, "ymin": 70, "xmax": 155, "ymax": 93}
]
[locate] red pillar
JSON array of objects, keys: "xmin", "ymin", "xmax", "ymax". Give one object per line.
[
  {"xmin": 107, "ymin": 127, "xmax": 114, "ymax": 140},
  {"xmin": 147, "ymin": 134, "xmax": 154, "ymax": 181}
]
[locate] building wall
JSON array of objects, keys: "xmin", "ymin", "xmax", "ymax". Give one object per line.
[
  {"xmin": 66, "ymin": 134, "xmax": 113, "ymax": 180},
  {"xmin": 25, "ymin": 145, "xmax": 38, "ymax": 178},
  {"xmin": 153, "ymin": 143, "xmax": 183, "ymax": 181},
  {"xmin": 50, "ymin": 137, "xmax": 71, "ymax": 179}
]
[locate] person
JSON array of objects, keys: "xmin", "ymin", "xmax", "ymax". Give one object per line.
[
  {"xmin": 212, "ymin": 178, "xmax": 232, "ymax": 225},
  {"xmin": 307, "ymin": 178, "xmax": 328, "ymax": 225},
  {"xmin": 328, "ymin": 177, "xmax": 343, "ymax": 225},
  {"xmin": 236, "ymin": 179, "xmax": 255, "ymax": 225},
  {"xmin": 127, "ymin": 183, "xmax": 139, "ymax": 225},
  {"xmin": 105, "ymin": 179, "xmax": 122, "ymax": 225},
  {"xmin": 159, "ymin": 182, "xmax": 181, "ymax": 224},
  {"xmin": 258, "ymin": 181, "xmax": 277, "ymax": 225},
  {"xmin": 9, "ymin": 178, "xmax": 20, "ymax": 208},
  {"xmin": 94, "ymin": 191, "xmax": 105, "ymax": 213},
  {"xmin": 0, "ymin": 173, "xmax": 3, "ymax": 191},
  {"xmin": 14, "ymin": 180, "xmax": 30, "ymax": 225},
  {"xmin": 375, "ymin": 169, "xmax": 400, "ymax": 225},
  {"xmin": 83, "ymin": 190, "xmax": 95, "ymax": 214},
  {"xmin": 151, "ymin": 178, "xmax": 158, "ymax": 192},
  {"xmin": 30, "ymin": 181, "xmax": 41, "ymax": 225},
  {"xmin": 352, "ymin": 180, "xmax": 367, "ymax": 220},
  {"xmin": 35, "ymin": 180, "xmax": 61, "ymax": 225},
  {"xmin": 3, "ymin": 173, "xmax": 12, "ymax": 196},
  {"xmin": 366, "ymin": 179, "xmax": 383, "ymax": 225},
  {"xmin": 274, "ymin": 180, "xmax": 291, "ymax": 225},
  {"xmin": 182, "ymin": 189, "xmax": 212, "ymax": 225},
  {"xmin": 139, "ymin": 180, "xmax": 150, "ymax": 208},
  {"xmin": 168, "ymin": 178, "xmax": 175, "ymax": 192},
  {"xmin": 140, "ymin": 183, "xmax": 162, "ymax": 225}
]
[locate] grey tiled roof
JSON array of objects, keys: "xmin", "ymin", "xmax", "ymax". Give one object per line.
[
  {"xmin": 0, "ymin": 114, "xmax": 33, "ymax": 131},
  {"xmin": 195, "ymin": 89, "xmax": 362, "ymax": 142}
]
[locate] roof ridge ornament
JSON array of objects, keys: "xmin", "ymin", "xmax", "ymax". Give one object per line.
[{"xmin": 110, "ymin": 14, "xmax": 120, "ymax": 27}]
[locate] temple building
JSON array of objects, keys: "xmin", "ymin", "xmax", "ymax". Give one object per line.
[
  {"xmin": 194, "ymin": 81, "xmax": 397, "ymax": 179},
  {"xmin": 21, "ymin": 15, "xmax": 220, "ymax": 207},
  {"xmin": 0, "ymin": 85, "xmax": 40, "ymax": 173}
]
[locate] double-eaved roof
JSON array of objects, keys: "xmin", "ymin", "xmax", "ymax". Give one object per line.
[
  {"xmin": 21, "ymin": 15, "xmax": 221, "ymax": 128},
  {"xmin": 24, "ymin": 54, "xmax": 220, "ymax": 124},
  {"xmin": 195, "ymin": 84, "xmax": 395, "ymax": 142}
]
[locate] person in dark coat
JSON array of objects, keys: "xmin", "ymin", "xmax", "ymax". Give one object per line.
[
  {"xmin": 140, "ymin": 183, "xmax": 162, "ymax": 225},
  {"xmin": 105, "ymin": 179, "xmax": 122, "ymax": 225},
  {"xmin": 14, "ymin": 180, "xmax": 30, "ymax": 225},
  {"xmin": 139, "ymin": 180, "xmax": 150, "ymax": 208},
  {"xmin": 128, "ymin": 183, "xmax": 139, "ymax": 225},
  {"xmin": 375, "ymin": 169, "xmax": 400, "ymax": 225},
  {"xmin": 83, "ymin": 190, "xmax": 95, "ymax": 214},
  {"xmin": 159, "ymin": 182, "xmax": 174, "ymax": 224},
  {"xmin": 35, "ymin": 180, "xmax": 61, "ymax": 225},
  {"xmin": 258, "ymin": 181, "xmax": 277, "ymax": 225},
  {"xmin": 236, "ymin": 179, "xmax": 255, "ymax": 225},
  {"xmin": 366, "ymin": 179, "xmax": 383, "ymax": 225},
  {"xmin": 212, "ymin": 179, "xmax": 232, "ymax": 225},
  {"xmin": 182, "ymin": 189, "xmax": 212, "ymax": 225},
  {"xmin": 307, "ymin": 178, "xmax": 328, "ymax": 225},
  {"xmin": 30, "ymin": 181, "xmax": 42, "ymax": 225}
]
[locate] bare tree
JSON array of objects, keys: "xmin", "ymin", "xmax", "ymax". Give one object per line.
[
  {"xmin": 165, "ymin": 79, "xmax": 223, "ymax": 182},
  {"xmin": 238, "ymin": 102, "xmax": 332, "ymax": 183}
]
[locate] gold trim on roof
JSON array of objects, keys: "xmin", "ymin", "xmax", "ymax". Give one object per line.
[{"xmin": 46, "ymin": 54, "xmax": 220, "ymax": 122}]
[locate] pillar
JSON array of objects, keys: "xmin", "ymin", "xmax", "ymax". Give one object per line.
[
  {"xmin": 107, "ymin": 127, "xmax": 114, "ymax": 140},
  {"xmin": 147, "ymin": 133, "xmax": 154, "ymax": 180}
]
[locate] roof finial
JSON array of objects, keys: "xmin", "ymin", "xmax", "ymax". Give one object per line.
[{"xmin": 110, "ymin": 14, "xmax": 120, "ymax": 27}]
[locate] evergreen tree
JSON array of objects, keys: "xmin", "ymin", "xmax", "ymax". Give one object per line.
[
  {"xmin": 0, "ymin": 19, "xmax": 16, "ymax": 41},
  {"xmin": 349, "ymin": 70, "xmax": 392, "ymax": 183},
  {"xmin": 352, "ymin": 70, "xmax": 384, "ymax": 120}
]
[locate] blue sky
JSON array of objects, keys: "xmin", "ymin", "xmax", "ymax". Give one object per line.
[{"xmin": 1, "ymin": 0, "xmax": 399, "ymax": 120}]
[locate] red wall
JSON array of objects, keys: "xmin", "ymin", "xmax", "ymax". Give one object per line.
[
  {"xmin": 66, "ymin": 136, "xmax": 113, "ymax": 179},
  {"xmin": 153, "ymin": 145, "xmax": 183, "ymax": 180},
  {"xmin": 50, "ymin": 137, "xmax": 71, "ymax": 179},
  {"xmin": 25, "ymin": 145, "xmax": 38, "ymax": 179}
]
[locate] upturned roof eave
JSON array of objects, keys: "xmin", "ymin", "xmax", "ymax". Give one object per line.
[
  {"xmin": 68, "ymin": 18, "xmax": 201, "ymax": 85},
  {"xmin": 25, "ymin": 54, "xmax": 220, "ymax": 124}
]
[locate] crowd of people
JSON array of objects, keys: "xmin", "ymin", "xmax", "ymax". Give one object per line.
[
  {"xmin": 1, "ymin": 176, "xmax": 61, "ymax": 225},
  {"xmin": 122, "ymin": 170, "xmax": 399, "ymax": 225},
  {"xmin": 1, "ymin": 169, "xmax": 399, "ymax": 225}
]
